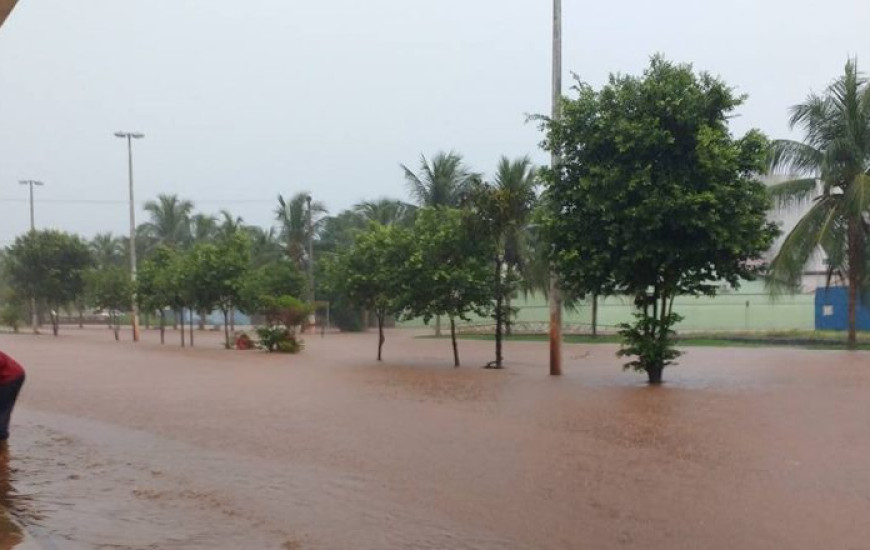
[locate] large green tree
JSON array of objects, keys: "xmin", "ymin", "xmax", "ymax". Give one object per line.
[
  {"xmin": 4, "ymin": 230, "xmax": 95, "ymax": 336},
  {"xmin": 324, "ymin": 223, "xmax": 412, "ymax": 360},
  {"xmin": 540, "ymin": 56, "xmax": 779, "ymax": 383},
  {"xmin": 404, "ymin": 208, "xmax": 493, "ymax": 367},
  {"xmin": 186, "ymin": 234, "xmax": 251, "ymax": 348},
  {"xmin": 85, "ymin": 266, "xmax": 133, "ymax": 341},
  {"xmin": 402, "ymin": 151, "xmax": 478, "ymax": 336},
  {"xmin": 767, "ymin": 59, "xmax": 870, "ymax": 347}
]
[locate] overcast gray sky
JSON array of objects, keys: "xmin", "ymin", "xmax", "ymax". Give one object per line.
[{"xmin": 0, "ymin": 0, "xmax": 868, "ymax": 243}]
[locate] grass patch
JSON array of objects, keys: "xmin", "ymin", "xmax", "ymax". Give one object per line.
[{"xmin": 419, "ymin": 330, "xmax": 870, "ymax": 350}]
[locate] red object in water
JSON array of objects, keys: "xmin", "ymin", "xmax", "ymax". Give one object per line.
[
  {"xmin": 0, "ymin": 351, "xmax": 24, "ymax": 384},
  {"xmin": 235, "ymin": 335, "xmax": 253, "ymax": 351}
]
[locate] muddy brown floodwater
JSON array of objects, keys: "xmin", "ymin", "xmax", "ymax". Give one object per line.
[{"xmin": 0, "ymin": 328, "xmax": 868, "ymax": 549}]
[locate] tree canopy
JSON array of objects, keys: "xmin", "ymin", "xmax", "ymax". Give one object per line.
[{"xmin": 540, "ymin": 56, "xmax": 779, "ymax": 382}]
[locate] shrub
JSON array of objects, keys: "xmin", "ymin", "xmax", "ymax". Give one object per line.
[
  {"xmin": 0, "ymin": 306, "xmax": 23, "ymax": 333},
  {"xmin": 255, "ymin": 325, "xmax": 302, "ymax": 354}
]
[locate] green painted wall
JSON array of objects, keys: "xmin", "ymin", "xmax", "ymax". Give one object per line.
[{"xmin": 400, "ymin": 280, "xmax": 814, "ymax": 333}]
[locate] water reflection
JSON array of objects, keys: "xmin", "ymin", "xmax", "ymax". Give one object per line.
[{"xmin": 0, "ymin": 443, "xmax": 23, "ymax": 549}]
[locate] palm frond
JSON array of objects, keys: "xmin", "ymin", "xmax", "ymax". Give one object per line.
[
  {"xmin": 768, "ymin": 139, "xmax": 822, "ymax": 176},
  {"xmin": 767, "ymin": 196, "xmax": 840, "ymax": 295},
  {"xmin": 767, "ymin": 178, "xmax": 818, "ymax": 208}
]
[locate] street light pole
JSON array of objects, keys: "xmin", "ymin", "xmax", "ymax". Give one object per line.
[
  {"xmin": 114, "ymin": 131, "xmax": 145, "ymax": 342},
  {"xmin": 549, "ymin": 0, "xmax": 563, "ymax": 376},
  {"xmin": 306, "ymin": 194, "xmax": 316, "ymax": 330},
  {"xmin": 19, "ymin": 179, "xmax": 43, "ymax": 334}
]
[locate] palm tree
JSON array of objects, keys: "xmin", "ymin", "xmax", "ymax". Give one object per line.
[
  {"xmin": 318, "ymin": 210, "xmax": 366, "ymax": 255},
  {"xmin": 768, "ymin": 59, "xmax": 870, "ymax": 347},
  {"xmin": 492, "ymin": 156, "xmax": 538, "ymax": 337},
  {"xmin": 216, "ymin": 210, "xmax": 244, "ymax": 240},
  {"xmin": 402, "ymin": 151, "xmax": 478, "ymax": 335},
  {"xmin": 245, "ymin": 225, "xmax": 283, "ymax": 268},
  {"xmin": 354, "ymin": 198, "xmax": 416, "ymax": 227},
  {"xmin": 402, "ymin": 151, "xmax": 478, "ymax": 208},
  {"xmin": 141, "ymin": 194, "xmax": 194, "ymax": 249},
  {"xmin": 275, "ymin": 192, "xmax": 327, "ymax": 269},
  {"xmin": 190, "ymin": 214, "xmax": 218, "ymax": 243},
  {"xmin": 90, "ymin": 233, "xmax": 126, "ymax": 269}
]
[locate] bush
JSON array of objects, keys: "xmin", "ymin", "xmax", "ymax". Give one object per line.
[
  {"xmin": 255, "ymin": 325, "xmax": 302, "ymax": 354},
  {"xmin": 0, "ymin": 306, "xmax": 23, "ymax": 333},
  {"xmin": 617, "ymin": 312, "xmax": 683, "ymax": 384}
]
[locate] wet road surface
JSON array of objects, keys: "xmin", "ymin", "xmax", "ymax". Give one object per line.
[{"xmin": 0, "ymin": 328, "xmax": 868, "ymax": 549}]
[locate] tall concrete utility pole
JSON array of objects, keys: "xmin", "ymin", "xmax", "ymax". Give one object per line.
[
  {"xmin": 115, "ymin": 131, "xmax": 145, "ymax": 342},
  {"xmin": 0, "ymin": 0, "xmax": 19, "ymax": 31},
  {"xmin": 549, "ymin": 0, "xmax": 563, "ymax": 376},
  {"xmin": 306, "ymin": 194, "xmax": 316, "ymax": 329},
  {"xmin": 19, "ymin": 179, "xmax": 43, "ymax": 334}
]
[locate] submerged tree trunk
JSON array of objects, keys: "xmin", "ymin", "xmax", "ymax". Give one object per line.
[
  {"xmin": 223, "ymin": 309, "xmax": 231, "ymax": 349},
  {"xmin": 505, "ymin": 287, "xmax": 512, "ymax": 337},
  {"xmin": 591, "ymin": 293, "xmax": 599, "ymax": 337},
  {"xmin": 847, "ymin": 219, "xmax": 861, "ymax": 348},
  {"xmin": 450, "ymin": 317, "xmax": 459, "ymax": 367},
  {"xmin": 377, "ymin": 312, "xmax": 385, "ymax": 361},
  {"xmin": 490, "ymin": 258, "xmax": 505, "ymax": 368},
  {"xmin": 159, "ymin": 311, "xmax": 165, "ymax": 345},
  {"xmin": 646, "ymin": 365, "xmax": 664, "ymax": 385},
  {"xmin": 179, "ymin": 310, "xmax": 186, "ymax": 347},
  {"xmin": 51, "ymin": 307, "xmax": 59, "ymax": 336}
]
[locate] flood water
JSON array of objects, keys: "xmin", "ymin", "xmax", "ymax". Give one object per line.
[{"xmin": 0, "ymin": 328, "xmax": 868, "ymax": 548}]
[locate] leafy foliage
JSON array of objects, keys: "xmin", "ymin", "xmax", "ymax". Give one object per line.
[
  {"xmin": 404, "ymin": 208, "xmax": 494, "ymax": 366},
  {"xmin": 324, "ymin": 223, "xmax": 412, "ymax": 360},
  {"xmin": 402, "ymin": 151, "xmax": 478, "ymax": 208},
  {"xmin": 540, "ymin": 56, "xmax": 779, "ymax": 382},
  {"xmin": 766, "ymin": 59, "xmax": 870, "ymax": 346},
  {"xmin": 4, "ymin": 230, "xmax": 94, "ymax": 335}
]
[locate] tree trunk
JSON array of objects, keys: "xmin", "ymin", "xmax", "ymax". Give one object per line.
[
  {"xmin": 847, "ymin": 218, "xmax": 861, "ymax": 348},
  {"xmin": 450, "ymin": 317, "xmax": 459, "ymax": 367},
  {"xmin": 223, "ymin": 309, "xmax": 231, "ymax": 349},
  {"xmin": 230, "ymin": 309, "xmax": 236, "ymax": 333},
  {"xmin": 505, "ymin": 296, "xmax": 512, "ymax": 337},
  {"xmin": 189, "ymin": 311, "xmax": 195, "ymax": 347},
  {"xmin": 362, "ymin": 309, "xmax": 370, "ymax": 332},
  {"xmin": 646, "ymin": 365, "xmax": 664, "ymax": 385},
  {"xmin": 377, "ymin": 313, "xmax": 385, "ymax": 361},
  {"xmin": 591, "ymin": 294, "xmax": 599, "ymax": 337},
  {"xmin": 113, "ymin": 313, "xmax": 120, "ymax": 341},
  {"xmin": 491, "ymin": 258, "xmax": 504, "ymax": 368},
  {"xmin": 198, "ymin": 310, "xmax": 206, "ymax": 331},
  {"xmin": 78, "ymin": 308, "xmax": 84, "ymax": 329},
  {"xmin": 173, "ymin": 311, "xmax": 179, "ymax": 330},
  {"xmin": 144, "ymin": 313, "xmax": 151, "ymax": 330},
  {"xmin": 51, "ymin": 307, "xmax": 59, "ymax": 336},
  {"xmin": 159, "ymin": 311, "xmax": 165, "ymax": 345},
  {"xmin": 435, "ymin": 315, "xmax": 442, "ymax": 337},
  {"xmin": 494, "ymin": 299, "xmax": 503, "ymax": 368},
  {"xmin": 179, "ymin": 310, "xmax": 186, "ymax": 347}
]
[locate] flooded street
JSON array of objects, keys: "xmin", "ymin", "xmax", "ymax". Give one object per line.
[{"xmin": 0, "ymin": 328, "xmax": 868, "ymax": 549}]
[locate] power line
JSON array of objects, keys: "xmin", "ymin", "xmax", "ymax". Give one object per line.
[{"xmin": 0, "ymin": 197, "xmax": 279, "ymax": 205}]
